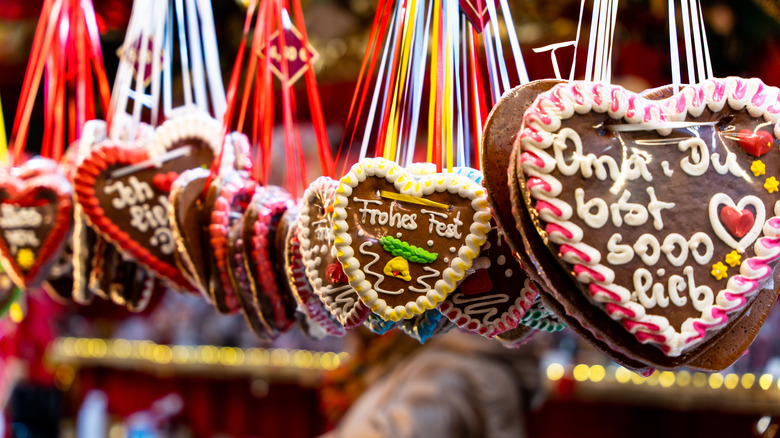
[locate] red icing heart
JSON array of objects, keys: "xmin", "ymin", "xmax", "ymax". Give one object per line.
[
  {"xmin": 325, "ymin": 262, "xmax": 348, "ymax": 284},
  {"xmin": 720, "ymin": 205, "xmax": 755, "ymax": 238},
  {"xmin": 0, "ymin": 163, "xmax": 73, "ymax": 289},
  {"xmin": 458, "ymin": 268, "xmax": 493, "ymax": 295},
  {"xmin": 737, "ymin": 129, "xmax": 773, "ymax": 157}
]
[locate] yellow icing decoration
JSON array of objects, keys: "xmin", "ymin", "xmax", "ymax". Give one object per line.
[
  {"xmin": 380, "ymin": 191, "xmax": 449, "ymax": 209},
  {"xmin": 725, "ymin": 250, "xmax": 741, "ymax": 268},
  {"xmin": 383, "ymin": 256, "xmax": 412, "ymax": 281},
  {"xmin": 711, "ymin": 262, "xmax": 728, "ymax": 281},
  {"xmin": 751, "ymin": 160, "xmax": 766, "ymax": 177},
  {"xmin": 16, "ymin": 248, "xmax": 34, "ymax": 270},
  {"xmin": 765, "ymin": 176, "xmax": 779, "ymax": 193}
]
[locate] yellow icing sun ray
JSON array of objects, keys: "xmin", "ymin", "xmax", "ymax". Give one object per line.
[{"xmin": 380, "ymin": 190, "xmax": 449, "ymax": 209}]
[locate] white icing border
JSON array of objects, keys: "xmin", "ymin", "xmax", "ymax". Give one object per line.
[
  {"xmin": 518, "ymin": 77, "xmax": 780, "ymax": 356},
  {"xmin": 333, "ymin": 157, "xmax": 491, "ymax": 321},
  {"xmin": 298, "ymin": 176, "xmax": 363, "ymax": 327}
]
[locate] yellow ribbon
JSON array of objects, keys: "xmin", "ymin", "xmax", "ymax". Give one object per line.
[
  {"xmin": 384, "ymin": 0, "xmax": 418, "ymax": 163},
  {"xmin": 426, "ymin": 0, "xmax": 441, "ymax": 164},
  {"xmin": 381, "ymin": 190, "xmax": 449, "ymax": 209}
]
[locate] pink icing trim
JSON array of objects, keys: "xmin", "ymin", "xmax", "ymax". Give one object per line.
[
  {"xmin": 610, "ymin": 88, "xmax": 622, "ymax": 113},
  {"xmin": 734, "ymin": 79, "xmax": 747, "ymax": 100},
  {"xmin": 626, "ymin": 96, "xmax": 637, "ymax": 119},
  {"xmin": 753, "ymin": 83, "xmax": 766, "ymax": 107},
  {"xmin": 592, "ymin": 84, "xmax": 603, "ymax": 106},
  {"xmin": 527, "ymin": 177, "xmax": 552, "ymax": 193},
  {"xmin": 589, "ymin": 283, "xmax": 622, "ymax": 301},
  {"xmin": 623, "ymin": 319, "xmax": 661, "ymax": 332},
  {"xmin": 545, "ymin": 223, "xmax": 573, "ymax": 239},
  {"xmin": 605, "ymin": 302, "xmax": 636, "ymax": 319},
  {"xmin": 520, "ymin": 151, "xmax": 545, "ymax": 168},
  {"xmin": 675, "ymin": 93, "xmax": 687, "ymax": 114},
  {"xmin": 573, "ymin": 264, "xmax": 606, "ymax": 282},
  {"xmin": 535, "ymin": 200, "xmax": 562, "ymax": 217},
  {"xmin": 713, "ymin": 80, "xmax": 726, "ymax": 101},
  {"xmin": 559, "ymin": 244, "xmax": 590, "ymax": 263}
]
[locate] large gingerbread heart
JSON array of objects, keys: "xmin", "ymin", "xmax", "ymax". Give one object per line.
[
  {"xmin": 334, "ymin": 158, "xmax": 491, "ymax": 321},
  {"xmin": 0, "ymin": 162, "xmax": 73, "ymax": 289},
  {"xmin": 74, "ymin": 114, "xmax": 221, "ymax": 290},
  {"xmin": 516, "ymin": 77, "xmax": 780, "ymax": 359},
  {"xmin": 300, "ymin": 176, "xmax": 370, "ymax": 329}
]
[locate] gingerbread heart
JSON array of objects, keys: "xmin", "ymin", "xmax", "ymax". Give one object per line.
[
  {"xmin": 205, "ymin": 173, "xmax": 255, "ymax": 314},
  {"xmin": 242, "ymin": 185, "xmax": 297, "ymax": 335},
  {"xmin": 74, "ymin": 113, "xmax": 222, "ymax": 290},
  {"xmin": 168, "ymin": 168, "xmax": 212, "ymax": 296},
  {"xmin": 438, "ymin": 167, "xmax": 539, "ymax": 337},
  {"xmin": 284, "ymin": 208, "xmax": 346, "ymax": 337},
  {"xmin": 301, "ymin": 176, "xmax": 370, "ymax": 328},
  {"xmin": 333, "ymin": 158, "xmax": 491, "ymax": 321},
  {"xmin": 0, "ymin": 161, "xmax": 73, "ymax": 289},
  {"xmin": 516, "ymin": 77, "xmax": 780, "ymax": 361}
]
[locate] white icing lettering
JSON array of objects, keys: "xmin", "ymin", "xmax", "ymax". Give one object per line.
[
  {"xmin": 575, "ymin": 188, "xmax": 608, "ymax": 228},
  {"xmin": 678, "ymin": 138, "xmax": 710, "ymax": 176},
  {"xmin": 606, "ymin": 233, "xmax": 633, "ymax": 265},
  {"xmin": 633, "ymin": 234, "xmax": 660, "ymax": 265},
  {"xmin": 0, "ymin": 205, "xmax": 43, "ymax": 228},
  {"xmin": 354, "ymin": 197, "xmax": 418, "ymax": 231},
  {"xmin": 646, "ymin": 187, "xmax": 675, "ymax": 230},
  {"xmin": 711, "ymin": 151, "xmax": 746, "ymax": 177},
  {"xmin": 422, "ymin": 209, "xmax": 462, "ymax": 239}
]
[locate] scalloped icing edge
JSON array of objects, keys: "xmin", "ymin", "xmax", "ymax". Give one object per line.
[
  {"xmin": 518, "ymin": 77, "xmax": 780, "ymax": 356},
  {"xmin": 298, "ymin": 176, "xmax": 368, "ymax": 327},
  {"xmin": 333, "ymin": 157, "xmax": 492, "ymax": 322}
]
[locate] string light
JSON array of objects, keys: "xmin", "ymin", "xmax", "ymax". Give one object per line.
[
  {"xmin": 542, "ymin": 363, "xmax": 780, "ymax": 394},
  {"xmin": 49, "ymin": 337, "xmax": 349, "ymax": 372}
]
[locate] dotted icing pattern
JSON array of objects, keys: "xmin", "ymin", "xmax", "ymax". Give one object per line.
[
  {"xmin": 518, "ymin": 77, "xmax": 780, "ymax": 356},
  {"xmin": 333, "ymin": 158, "xmax": 491, "ymax": 321}
]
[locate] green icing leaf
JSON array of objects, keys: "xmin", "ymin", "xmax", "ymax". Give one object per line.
[{"xmin": 378, "ymin": 236, "xmax": 438, "ymax": 264}]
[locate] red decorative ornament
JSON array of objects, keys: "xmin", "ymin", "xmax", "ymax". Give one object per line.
[
  {"xmin": 720, "ymin": 205, "xmax": 755, "ymax": 239},
  {"xmin": 737, "ymin": 129, "xmax": 773, "ymax": 157}
]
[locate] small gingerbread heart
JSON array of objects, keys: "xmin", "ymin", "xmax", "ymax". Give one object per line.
[
  {"xmin": 333, "ymin": 158, "xmax": 491, "ymax": 321},
  {"xmin": 0, "ymin": 160, "xmax": 73, "ymax": 289}
]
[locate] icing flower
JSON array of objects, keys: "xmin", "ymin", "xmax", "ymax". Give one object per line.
[
  {"xmin": 725, "ymin": 250, "xmax": 742, "ymax": 268},
  {"xmin": 751, "ymin": 160, "xmax": 766, "ymax": 177},
  {"xmin": 16, "ymin": 248, "xmax": 34, "ymax": 270},
  {"xmin": 711, "ymin": 262, "xmax": 728, "ymax": 281},
  {"xmin": 764, "ymin": 176, "xmax": 779, "ymax": 193}
]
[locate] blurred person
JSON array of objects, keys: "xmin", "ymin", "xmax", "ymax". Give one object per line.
[{"xmin": 321, "ymin": 328, "xmax": 542, "ymax": 438}]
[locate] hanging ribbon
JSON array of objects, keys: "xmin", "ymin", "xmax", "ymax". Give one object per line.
[{"xmin": 10, "ymin": 0, "xmax": 111, "ymax": 165}]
